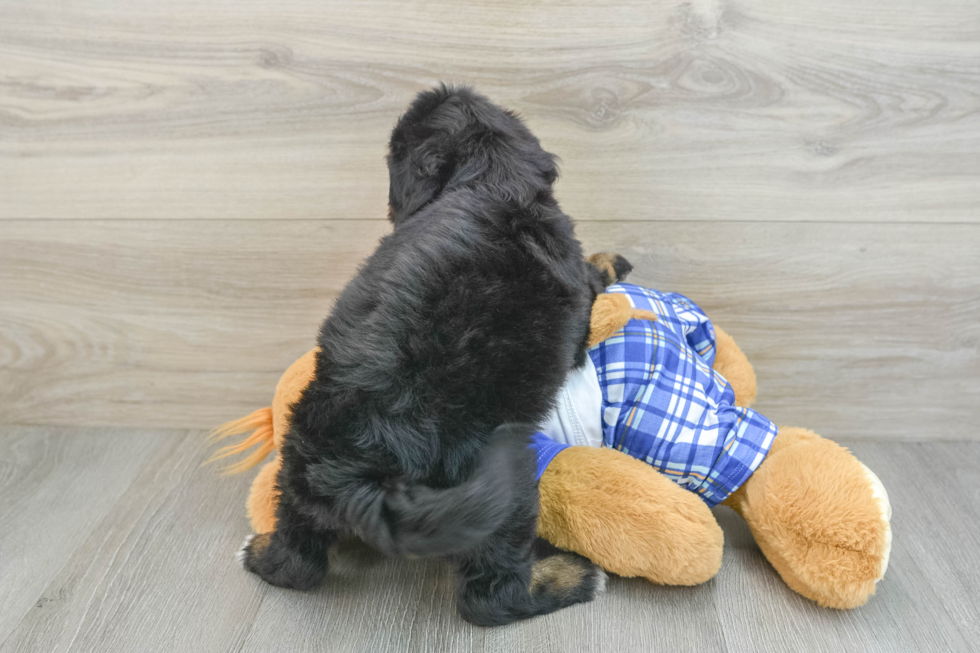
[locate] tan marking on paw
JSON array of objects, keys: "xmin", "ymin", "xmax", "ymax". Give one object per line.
[{"xmin": 530, "ymin": 555, "xmax": 587, "ymax": 595}]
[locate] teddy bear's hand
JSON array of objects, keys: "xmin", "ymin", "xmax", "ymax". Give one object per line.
[
  {"xmin": 588, "ymin": 294, "xmax": 634, "ymax": 347},
  {"xmin": 726, "ymin": 427, "xmax": 891, "ymax": 609},
  {"xmin": 537, "ymin": 446, "xmax": 723, "ymax": 585},
  {"xmin": 587, "ymin": 295, "xmax": 659, "ymax": 348},
  {"xmin": 711, "ymin": 325, "xmax": 757, "ymax": 408}
]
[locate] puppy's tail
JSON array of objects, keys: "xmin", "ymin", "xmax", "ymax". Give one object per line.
[
  {"xmin": 204, "ymin": 407, "xmax": 275, "ymax": 475},
  {"xmin": 344, "ymin": 425, "xmax": 531, "ymax": 558}
]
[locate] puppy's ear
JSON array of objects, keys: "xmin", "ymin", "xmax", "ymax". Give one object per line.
[
  {"xmin": 386, "ymin": 85, "xmax": 469, "ymax": 224},
  {"xmin": 386, "ymin": 84, "xmax": 560, "ymax": 224},
  {"xmin": 386, "ymin": 132, "xmax": 453, "ymax": 224}
]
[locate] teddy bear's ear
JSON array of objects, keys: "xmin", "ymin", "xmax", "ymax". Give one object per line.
[{"xmin": 586, "ymin": 253, "xmax": 633, "ymax": 286}]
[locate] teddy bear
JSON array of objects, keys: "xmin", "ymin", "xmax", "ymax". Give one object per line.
[{"xmin": 210, "ymin": 270, "xmax": 891, "ymax": 611}]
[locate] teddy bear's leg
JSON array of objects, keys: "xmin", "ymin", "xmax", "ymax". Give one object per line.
[
  {"xmin": 239, "ymin": 348, "xmax": 315, "ymax": 534},
  {"xmin": 247, "ymin": 456, "xmax": 282, "ymax": 534},
  {"xmin": 271, "ymin": 347, "xmax": 319, "ymax": 449},
  {"xmin": 711, "ymin": 325, "xmax": 757, "ymax": 408},
  {"xmin": 723, "ymin": 427, "xmax": 892, "ymax": 609},
  {"xmin": 538, "ymin": 446, "xmax": 723, "ymax": 586}
]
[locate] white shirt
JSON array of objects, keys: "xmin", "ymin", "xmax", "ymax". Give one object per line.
[{"xmin": 538, "ymin": 356, "xmax": 604, "ymax": 449}]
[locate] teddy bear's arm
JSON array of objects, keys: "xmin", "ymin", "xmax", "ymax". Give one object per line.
[
  {"xmin": 711, "ymin": 325, "xmax": 757, "ymax": 408},
  {"xmin": 587, "ymin": 294, "xmax": 658, "ymax": 347}
]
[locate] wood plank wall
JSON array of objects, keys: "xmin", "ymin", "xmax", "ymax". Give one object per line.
[{"xmin": 2, "ymin": 0, "xmax": 978, "ymax": 439}]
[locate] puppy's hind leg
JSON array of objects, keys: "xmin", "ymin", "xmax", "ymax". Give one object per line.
[{"xmin": 454, "ymin": 483, "xmax": 606, "ymax": 626}]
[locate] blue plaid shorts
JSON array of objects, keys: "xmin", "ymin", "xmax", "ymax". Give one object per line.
[{"xmin": 533, "ymin": 283, "xmax": 776, "ymax": 507}]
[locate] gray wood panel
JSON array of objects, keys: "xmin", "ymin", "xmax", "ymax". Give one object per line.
[
  {"xmin": 1, "ymin": 0, "xmax": 977, "ymax": 223},
  {"xmin": 0, "ymin": 428, "xmax": 264, "ymax": 653},
  {"xmin": 0, "ymin": 427, "xmax": 169, "ymax": 644},
  {"xmin": 2, "ymin": 220, "xmax": 978, "ymax": 440},
  {"xmin": 0, "ymin": 427, "xmax": 977, "ymax": 652}
]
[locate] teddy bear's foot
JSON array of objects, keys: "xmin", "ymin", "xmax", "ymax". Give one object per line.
[{"xmin": 726, "ymin": 427, "xmax": 891, "ymax": 609}]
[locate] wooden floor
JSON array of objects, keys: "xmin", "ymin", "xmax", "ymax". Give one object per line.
[{"xmin": 0, "ymin": 426, "xmax": 975, "ymax": 653}]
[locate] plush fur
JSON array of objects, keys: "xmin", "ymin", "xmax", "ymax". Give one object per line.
[
  {"xmin": 243, "ymin": 348, "xmax": 317, "ymax": 534},
  {"xmin": 237, "ymin": 85, "xmax": 611, "ymax": 626},
  {"xmin": 270, "ymin": 348, "xmax": 319, "ymax": 450},
  {"xmin": 711, "ymin": 325, "xmax": 758, "ymax": 407},
  {"xmin": 723, "ymin": 427, "xmax": 891, "ymax": 609},
  {"xmin": 246, "ymin": 457, "xmax": 281, "ymax": 536},
  {"xmin": 586, "ymin": 252, "xmax": 633, "ymax": 287},
  {"xmin": 537, "ymin": 445, "xmax": 724, "ymax": 585},
  {"xmin": 586, "ymin": 293, "xmax": 658, "ymax": 347}
]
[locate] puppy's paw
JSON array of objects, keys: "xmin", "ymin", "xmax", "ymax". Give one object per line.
[
  {"xmin": 238, "ymin": 531, "xmax": 326, "ymax": 591},
  {"xmin": 593, "ymin": 567, "xmax": 609, "ymax": 595},
  {"xmin": 236, "ymin": 533, "xmax": 257, "ymax": 567},
  {"xmin": 531, "ymin": 552, "xmax": 608, "ymax": 606},
  {"xmin": 587, "ymin": 252, "xmax": 633, "ymax": 286}
]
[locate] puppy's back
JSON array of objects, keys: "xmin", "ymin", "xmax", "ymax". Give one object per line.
[{"xmin": 287, "ymin": 85, "xmax": 594, "ymax": 556}]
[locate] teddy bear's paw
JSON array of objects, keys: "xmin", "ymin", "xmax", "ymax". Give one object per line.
[
  {"xmin": 742, "ymin": 438, "xmax": 892, "ymax": 609},
  {"xmin": 861, "ymin": 462, "xmax": 892, "ymax": 582},
  {"xmin": 537, "ymin": 444, "xmax": 724, "ymax": 587}
]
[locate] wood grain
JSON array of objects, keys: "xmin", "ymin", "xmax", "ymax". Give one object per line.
[
  {"xmin": 0, "ymin": 219, "xmax": 387, "ymax": 429},
  {"xmin": 1, "ymin": 0, "xmax": 978, "ymax": 222},
  {"xmin": 0, "ymin": 428, "xmax": 264, "ymax": 653},
  {"xmin": 2, "ymin": 219, "xmax": 977, "ymax": 439},
  {"xmin": 0, "ymin": 427, "xmax": 169, "ymax": 644},
  {"xmin": 1, "ymin": 427, "xmax": 977, "ymax": 652}
]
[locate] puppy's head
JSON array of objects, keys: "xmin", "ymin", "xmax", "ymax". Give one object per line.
[{"xmin": 387, "ymin": 84, "xmax": 558, "ymax": 225}]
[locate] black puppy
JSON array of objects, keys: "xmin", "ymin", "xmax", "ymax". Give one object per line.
[{"xmin": 240, "ymin": 85, "xmax": 617, "ymax": 626}]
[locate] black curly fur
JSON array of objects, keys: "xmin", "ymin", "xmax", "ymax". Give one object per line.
[{"xmin": 240, "ymin": 85, "xmax": 607, "ymax": 625}]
